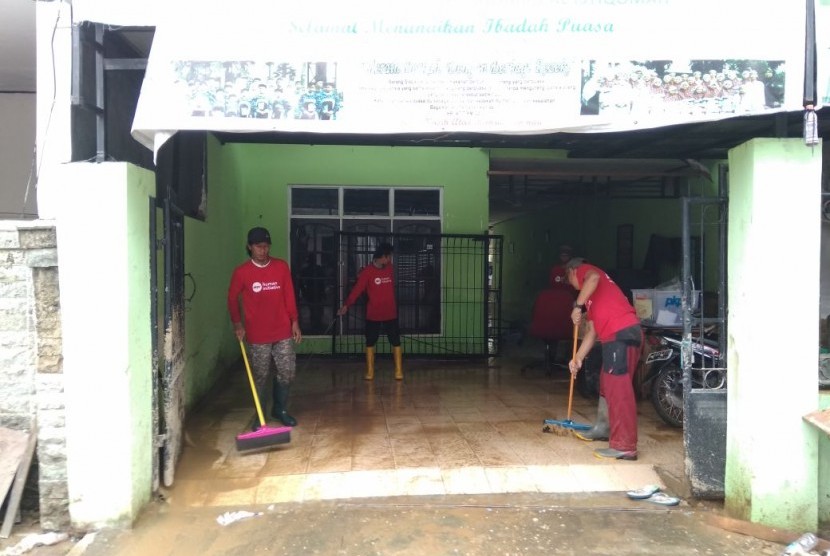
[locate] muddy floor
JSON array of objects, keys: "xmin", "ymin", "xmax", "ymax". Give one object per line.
[
  {"xmin": 1, "ymin": 493, "xmax": 790, "ymax": 556},
  {"xmin": 0, "ymin": 347, "xmax": 815, "ymax": 555}
]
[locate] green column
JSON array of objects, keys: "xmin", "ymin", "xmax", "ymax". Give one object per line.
[{"xmin": 724, "ymin": 138, "xmax": 822, "ymax": 530}]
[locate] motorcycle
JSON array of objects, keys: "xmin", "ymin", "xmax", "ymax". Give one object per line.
[
  {"xmin": 579, "ymin": 324, "xmax": 827, "ymax": 427},
  {"xmin": 643, "ymin": 330, "xmax": 725, "ymax": 428}
]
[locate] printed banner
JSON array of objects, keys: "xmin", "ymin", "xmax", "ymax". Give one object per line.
[{"xmin": 131, "ymin": 0, "xmax": 807, "ymax": 151}]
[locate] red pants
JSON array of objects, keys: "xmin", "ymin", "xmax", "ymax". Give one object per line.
[{"xmin": 599, "ymin": 343, "xmax": 641, "ymax": 452}]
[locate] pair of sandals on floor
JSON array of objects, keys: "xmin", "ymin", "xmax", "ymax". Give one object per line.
[{"xmin": 626, "ymin": 485, "xmax": 681, "ymax": 506}]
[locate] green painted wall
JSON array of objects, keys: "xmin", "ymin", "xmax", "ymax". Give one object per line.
[
  {"xmin": 492, "ymin": 200, "xmax": 579, "ymax": 325},
  {"xmin": 125, "ymin": 165, "xmax": 156, "ymax": 522},
  {"xmin": 180, "ymin": 135, "xmax": 250, "ymax": 406},
  {"xmin": 183, "ymin": 142, "xmax": 727, "ymax": 401},
  {"xmin": 819, "ymin": 392, "xmax": 830, "ymax": 531},
  {"xmin": 232, "ymin": 144, "xmax": 489, "ymax": 355},
  {"xmin": 584, "ymin": 166, "xmax": 722, "ymax": 285},
  {"xmin": 223, "ymin": 143, "xmax": 489, "ymax": 239},
  {"xmin": 493, "ymin": 165, "xmax": 724, "ymax": 327},
  {"xmin": 180, "ymin": 143, "xmax": 490, "ymax": 404},
  {"xmin": 724, "ymin": 138, "xmax": 821, "ymax": 531},
  {"xmin": 488, "ymin": 147, "xmax": 574, "ymax": 326}
]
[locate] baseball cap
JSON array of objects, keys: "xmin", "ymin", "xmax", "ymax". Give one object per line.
[{"xmin": 247, "ymin": 227, "xmax": 271, "ymax": 245}]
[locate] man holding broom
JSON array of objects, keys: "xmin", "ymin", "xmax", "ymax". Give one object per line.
[
  {"xmin": 565, "ymin": 257, "xmax": 642, "ymax": 460},
  {"xmin": 228, "ymin": 226, "xmax": 303, "ymax": 430}
]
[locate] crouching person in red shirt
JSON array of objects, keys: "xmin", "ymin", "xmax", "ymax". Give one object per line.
[
  {"xmin": 228, "ymin": 227, "xmax": 303, "ymax": 429},
  {"xmin": 337, "ymin": 243, "xmax": 403, "ymax": 381},
  {"xmin": 566, "ymin": 258, "xmax": 643, "ymax": 460}
]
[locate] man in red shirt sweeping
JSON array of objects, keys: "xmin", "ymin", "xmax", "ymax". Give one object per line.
[
  {"xmin": 337, "ymin": 243, "xmax": 403, "ymax": 381},
  {"xmin": 228, "ymin": 227, "xmax": 303, "ymax": 428},
  {"xmin": 565, "ymin": 257, "xmax": 643, "ymax": 460}
]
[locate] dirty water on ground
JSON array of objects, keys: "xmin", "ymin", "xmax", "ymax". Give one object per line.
[
  {"xmin": 2, "ymin": 493, "xmax": 788, "ymax": 556},
  {"xmin": 0, "ymin": 348, "xmax": 801, "ymax": 555}
]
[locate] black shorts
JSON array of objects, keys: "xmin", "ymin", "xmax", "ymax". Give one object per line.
[{"xmin": 365, "ymin": 319, "xmax": 401, "ymax": 347}]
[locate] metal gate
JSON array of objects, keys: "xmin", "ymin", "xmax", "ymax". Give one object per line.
[
  {"xmin": 149, "ymin": 195, "xmax": 186, "ymax": 488},
  {"xmin": 149, "ymin": 201, "xmax": 160, "ymax": 491},
  {"xmin": 329, "ymin": 232, "xmax": 502, "ymax": 357},
  {"xmin": 681, "ymin": 164, "xmax": 729, "ymax": 498}
]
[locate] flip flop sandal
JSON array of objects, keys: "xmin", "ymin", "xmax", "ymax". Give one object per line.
[
  {"xmin": 646, "ymin": 492, "xmax": 681, "ymax": 506},
  {"xmin": 626, "ymin": 485, "xmax": 661, "ymax": 500}
]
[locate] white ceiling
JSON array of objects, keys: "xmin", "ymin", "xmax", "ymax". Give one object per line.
[{"xmin": 0, "ymin": 0, "xmax": 36, "ymax": 92}]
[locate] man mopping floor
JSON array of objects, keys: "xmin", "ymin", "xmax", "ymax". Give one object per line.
[{"xmin": 564, "ymin": 257, "xmax": 643, "ymax": 461}]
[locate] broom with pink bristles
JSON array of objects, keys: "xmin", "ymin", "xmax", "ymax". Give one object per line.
[{"xmin": 235, "ymin": 340, "xmax": 291, "ymax": 451}]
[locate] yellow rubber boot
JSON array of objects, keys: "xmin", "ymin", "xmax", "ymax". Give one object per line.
[
  {"xmin": 393, "ymin": 346, "xmax": 404, "ymax": 380},
  {"xmin": 364, "ymin": 347, "xmax": 375, "ymax": 380}
]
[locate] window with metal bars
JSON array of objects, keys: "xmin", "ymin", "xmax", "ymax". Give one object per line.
[
  {"xmin": 333, "ymin": 231, "xmax": 502, "ymax": 358},
  {"xmin": 289, "ymin": 186, "xmax": 441, "ymax": 336},
  {"xmin": 290, "ymin": 186, "xmax": 502, "ymax": 357}
]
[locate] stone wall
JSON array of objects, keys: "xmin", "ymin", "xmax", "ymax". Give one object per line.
[{"xmin": 0, "ymin": 222, "xmax": 67, "ymax": 530}]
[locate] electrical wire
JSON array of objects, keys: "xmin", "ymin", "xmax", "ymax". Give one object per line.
[{"xmin": 24, "ymin": 0, "xmax": 70, "ymax": 217}]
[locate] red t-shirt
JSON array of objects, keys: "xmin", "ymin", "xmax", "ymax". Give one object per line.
[
  {"xmin": 227, "ymin": 258, "xmax": 298, "ymax": 343},
  {"xmin": 549, "ymin": 264, "xmax": 570, "ymax": 289},
  {"xmin": 344, "ymin": 263, "xmax": 397, "ymax": 321},
  {"xmin": 574, "ymin": 263, "xmax": 639, "ymax": 342},
  {"xmin": 529, "ymin": 288, "xmax": 575, "ymax": 341}
]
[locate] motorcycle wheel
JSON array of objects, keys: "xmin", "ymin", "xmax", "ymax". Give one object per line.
[{"xmin": 651, "ymin": 364, "xmax": 684, "ymax": 428}]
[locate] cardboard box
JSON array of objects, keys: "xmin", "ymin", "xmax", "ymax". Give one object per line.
[
  {"xmin": 651, "ymin": 290, "xmax": 700, "ymax": 325},
  {"xmin": 631, "ymin": 289, "xmax": 700, "ymax": 325},
  {"xmin": 631, "ymin": 289, "xmax": 653, "ymax": 321}
]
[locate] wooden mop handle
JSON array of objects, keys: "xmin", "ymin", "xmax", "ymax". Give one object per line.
[
  {"xmin": 240, "ymin": 340, "xmax": 266, "ymax": 427},
  {"xmin": 567, "ymin": 323, "xmax": 578, "ymax": 420}
]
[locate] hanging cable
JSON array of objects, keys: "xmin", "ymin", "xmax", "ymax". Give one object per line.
[{"xmin": 24, "ymin": 1, "xmax": 70, "ymax": 217}]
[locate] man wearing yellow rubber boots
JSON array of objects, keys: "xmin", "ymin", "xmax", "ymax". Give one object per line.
[{"xmin": 337, "ymin": 243, "xmax": 403, "ymax": 380}]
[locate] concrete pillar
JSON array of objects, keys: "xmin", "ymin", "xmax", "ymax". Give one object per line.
[
  {"xmin": 39, "ymin": 162, "xmax": 155, "ymax": 529},
  {"xmin": 725, "ymin": 138, "xmax": 822, "ymax": 530},
  {"xmin": 819, "ymin": 393, "xmax": 830, "ymax": 529}
]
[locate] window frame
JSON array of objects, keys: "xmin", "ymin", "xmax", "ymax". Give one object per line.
[{"xmin": 289, "ymin": 186, "xmax": 443, "ymax": 337}]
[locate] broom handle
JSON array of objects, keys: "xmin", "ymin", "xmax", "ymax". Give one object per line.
[
  {"xmin": 239, "ymin": 340, "xmax": 266, "ymax": 427},
  {"xmin": 567, "ymin": 323, "xmax": 578, "ymax": 420}
]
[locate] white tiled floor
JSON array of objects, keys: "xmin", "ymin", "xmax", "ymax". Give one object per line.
[{"xmin": 171, "ymin": 350, "xmax": 684, "ymax": 508}]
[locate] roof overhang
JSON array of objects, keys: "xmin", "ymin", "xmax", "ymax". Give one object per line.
[{"xmin": 128, "ymin": 0, "xmax": 809, "ymax": 158}]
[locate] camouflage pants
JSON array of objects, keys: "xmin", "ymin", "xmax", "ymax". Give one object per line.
[{"xmin": 247, "ymin": 340, "xmax": 296, "ymax": 402}]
